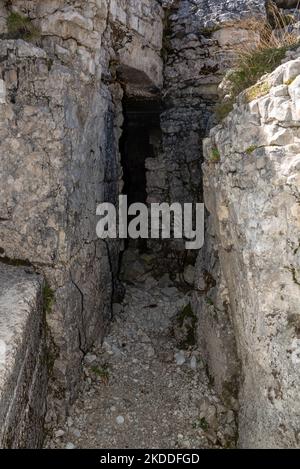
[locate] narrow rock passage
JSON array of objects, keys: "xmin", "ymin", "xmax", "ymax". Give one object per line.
[{"xmin": 46, "ymin": 250, "xmax": 236, "ymax": 449}]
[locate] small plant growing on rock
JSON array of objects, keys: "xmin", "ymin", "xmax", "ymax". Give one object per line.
[
  {"xmin": 193, "ymin": 417, "xmax": 209, "ymax": 431},
  {"xmin": 43, "ymin": 283, "xmax": 55, "ymax": 314},
  {"xmin": 247, "ymin": 145, "xmax": 261, "ymax": 154},
  {"xmin": 91, "ymin": 364, "xmax": 110, "ymax": 385},
  {"xmin": 7, "ymin": 11, "xmax": 40, "ymax": 42},
  {"xmin": 245, "ymin": 145, "xmax": 258, "ymax": 155},
  {"xmin": 210, "ymin": 147, "xmax": 221, "ymax": 163},
  {"xmin": 284, "ymin": 77, "xmax": 296, "ymax": 85},
  {"xmin": 244, "ymin": 78, "xmax": 270, "ymax": 103}
]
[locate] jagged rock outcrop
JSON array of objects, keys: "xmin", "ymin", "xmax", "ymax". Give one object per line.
[
  {"xmin": 198, "ymin": 58, "xmax": 300, "ymax": 448},
  {"xmin": 0, "ymin": 264, "xmax": 46, "ymax": 448}
]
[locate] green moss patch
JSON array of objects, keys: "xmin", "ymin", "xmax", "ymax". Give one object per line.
[
  {"xmin": 7, "ymin": 12, "xmax": 40, "ymax": 41},
  {"xmin": 245, "ymin": 145, "xmax": 258, "ymax": 154},
  {"xmin": 210, "ymin": 147, "xmax": 221, "ymax": 163},
  {"xmin": 91, "ymin": 364, "xmax": 110, "ymax": 384},
  {"xmin": 43, "ymin": 283, "xmax": 55, "ymax": 314}
]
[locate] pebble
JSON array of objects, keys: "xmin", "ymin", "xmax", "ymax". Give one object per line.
[
  {"xmin": 184, "ymin": 265, "xmax": 195, "ymax": 285},
  {"xmin": 55, "ymin": 429, "xmax": 65, "ymax": 438},
  {"xmin": 72, "ymin": 428, "xmax": 81, "ymax": 438},
  {"xmin": 175, "ymin": 351, "xmax": 186, "ymax": 366},
  {"xmin": 85, "ymin": 354, "xmax": 97, "ymax": 364},
  {"xmin": 65, "ymin": 442, "xmax": 76, "ymax": 449},
  {"xmin": 116, "ymin": 416, "xmax": 125, "ymax": 425}
]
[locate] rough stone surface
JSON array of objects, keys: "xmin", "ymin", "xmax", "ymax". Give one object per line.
[
  {"xmin": 146, "ymin": 0, "xmax": 265, "ymax": 259},
  {"xmin": 0, "ymin": 264, "xmax": 46, "ymax": 448},
  {"xmin": 45, "ymin": 252, "xmax": 236, "ymax": 449},
  {"xmin": 198, "ymin": 57, "xmax": 300, "ymax": 448}
]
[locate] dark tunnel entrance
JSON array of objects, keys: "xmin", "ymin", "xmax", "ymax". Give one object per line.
[{"xmin": 120, "ymin": 97, "xmax": 161, "ymax": 207}]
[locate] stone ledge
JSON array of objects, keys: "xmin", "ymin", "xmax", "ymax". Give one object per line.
[{"xmin": 0, "ymin": 264, "xmax": 47, "ymax": 448}]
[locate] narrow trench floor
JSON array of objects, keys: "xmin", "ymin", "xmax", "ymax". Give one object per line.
[{"xmin": 45, "ymin": 250, "xmax": 236, "ymax": 449}]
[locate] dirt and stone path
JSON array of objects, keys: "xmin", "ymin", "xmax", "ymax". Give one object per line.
[{"xmin": 45, "ymin": 250, "xmax": 236, "ymax": 449}]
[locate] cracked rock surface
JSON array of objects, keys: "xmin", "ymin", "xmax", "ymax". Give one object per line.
[{"xmin": 197, "ymin": 57, "xmax": 300, "ymax": 448}]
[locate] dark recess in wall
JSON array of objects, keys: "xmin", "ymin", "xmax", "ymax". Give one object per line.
[{"xmin": 120, "ymin": 97, "xmax": 161, "ymax": 207}]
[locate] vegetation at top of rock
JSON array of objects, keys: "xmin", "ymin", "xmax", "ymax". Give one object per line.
[
  {"xmin": 244, "ymin": 80, "xmax": 272, "ymax": 102},
  {"xmin": 216, "ymin": 3, "xmax": 300, "ymax": 120},
  {"xmin": 7, "ymin": 11, "xmax": 40, "ymax": 42}
]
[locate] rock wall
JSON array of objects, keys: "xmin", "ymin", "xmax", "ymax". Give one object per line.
[
  {"xmin": 200, "ymin": 58, "xmax": 300, "ymax": 448},
  {"xmin": 147, "ymin": 0, "xmax": 264, "ymax": 258},
  {"xmin": 0, "ymin": 264, "xmax": 46, "ymax": 448},
  {"xmin": 0, "ymin": 0, "xmax": 164, "ymax": 425}
]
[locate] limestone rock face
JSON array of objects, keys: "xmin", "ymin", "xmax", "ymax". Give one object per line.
[
  {"xmin": 0, "ymin": 38, "xmax": 115, "ymax": 417},
  {"xmin": 0, "ymin": 0, "xmax": 164, "ymax": 423},
  {"xmin": 192, "ymin": 0, "xmax": 265, "ymax": 29},
  {"xmin": 0, "ymin": 264, "xmax": 46, "ymax": 448},
  {"xmin": 199, "ymin": 58, "xmax": 300, "ymax": 448},
  {"xmin": 147, "ymin": 0, "xmax": 266, "ymax": 247}
]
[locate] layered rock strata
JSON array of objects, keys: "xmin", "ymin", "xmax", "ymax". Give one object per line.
[{"xmin": 198, "ymin": 57, "xmax": 300, "ymax": 448}]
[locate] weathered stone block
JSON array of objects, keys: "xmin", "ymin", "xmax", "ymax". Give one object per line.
[{"xmin": 0, "ymin": 264, "xmax": 46, "ymax": 449}]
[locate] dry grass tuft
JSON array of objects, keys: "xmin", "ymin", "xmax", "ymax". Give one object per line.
[{"xmin": 216, "ymin": 1, "xmax": 300, "ymax": 120}]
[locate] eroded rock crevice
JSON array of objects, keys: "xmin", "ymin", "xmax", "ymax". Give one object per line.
[{"xmin": 45, "ymin": 248, "xmax": 237, "ymax": 449}]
